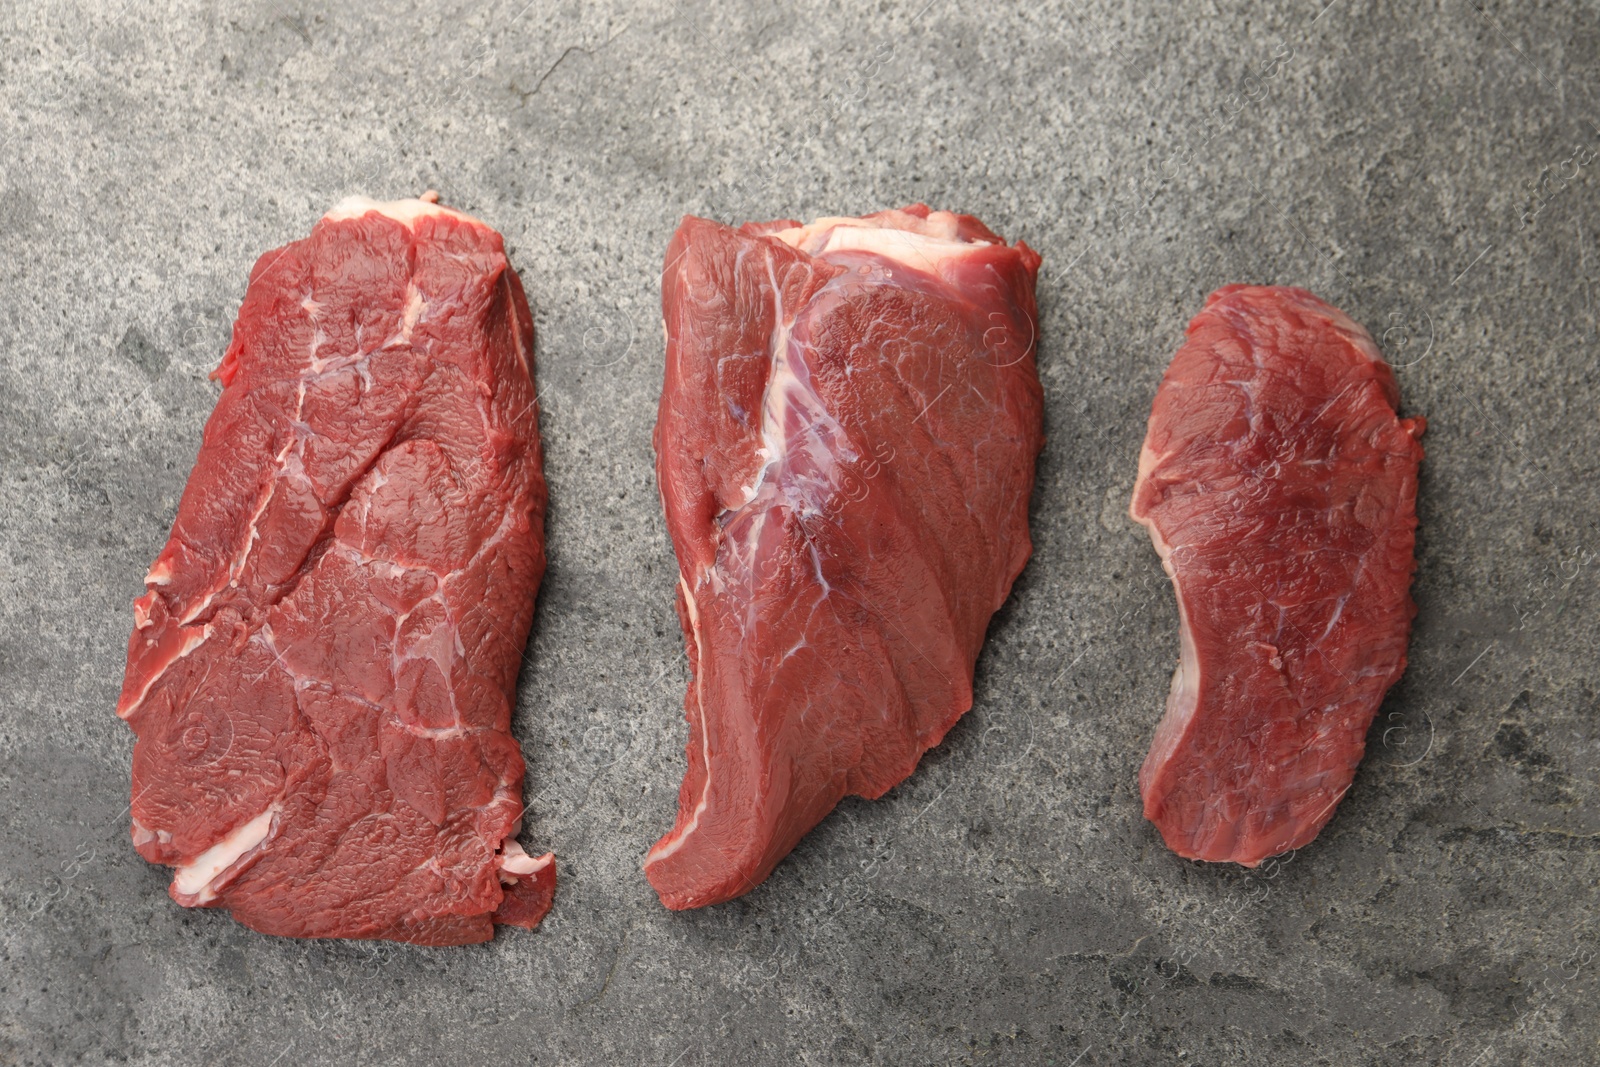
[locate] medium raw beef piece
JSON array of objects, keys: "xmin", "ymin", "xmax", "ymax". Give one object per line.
[
  {"xmin": 648, "ymin": 206, "xmax": 1044, "ymax": 909},
  {"xmin": 116, "ymin": 194, "xmax": 555, "ymax": 943},
  {"xmin": 1129, "ymin": 285, "xmax": 1425, "ymax": 866}
]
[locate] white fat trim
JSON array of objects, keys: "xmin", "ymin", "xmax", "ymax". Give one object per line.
[
  {"xmin": 498, "ymin": 838, "xmax": 552, "ymax": 877},
  {"xmin": 400, "ymin": 283, "xmax": 425, "ymax": 339},
  {"xmin": 733, "ymin": 446, "xmax": 771, "ymax": 508},
  {"xmin": 1141, "ymin": 522, "xmax": 1201, "ymax": 775},
  {"xmin": 678, "ymin": 574, "xmax": 700, "ymax": 632},
  {"xmin": 1128, "ymin": 443, "xmax": 1170, "ymax": 523},
  {"xmin": 647, "ymin": 576, "xmax": 713, "ymax": 866},
  {"xmin": 770, "ymin": 207, "xmax": 970, "ymax": 246},
  {"xmin": 755, "ymin": 254, "xmax": 797, "ymax": 493},
  {"xmin": 183, "ymin": 327, "xmax": 317, "ymax": 627},
  {"xmin": 171, "ymin": 805, "xmax": 278, "ymax": 904},
  {"xmin": 322, "ymin": 193, "xmax": 480, "ymax": 229},
  {"xmin": 117, "ymin": 623, "xmax": 214, "ymax": 720},
  {"xmin": 719, "ymin": 261, "xmax": 851, "ymax": 578},
  {"xmin": 757, "ymin": 343, "xmax": 800, "ymax": 480},
  {"xmin": 716, "ymin": 260, "xmax": 802, "ymax": 536},
  {"xmin": 817, "ymin": 225, "xmax": 992, "ymax": 268},
  {"xmin": 770, "ymin": 217, "xmax": 993, "ymax": 271}
]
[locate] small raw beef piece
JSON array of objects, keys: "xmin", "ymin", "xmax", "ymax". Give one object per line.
[
  {"xmin": 1129, "ymin": 285, "xmax": 1425, "ymax": 866},
  {"xmin": 648, "ymin": 206, "xmax": 1044, "ymax": 908},
  {"xmin": 116, "ymin": 194, "xmax": 555, "ymax": 944}
]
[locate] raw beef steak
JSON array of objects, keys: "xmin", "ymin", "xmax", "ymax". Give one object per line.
[
  {"xmin": 648, "ymin": 206, "xmax": 1044, "ymax": 909},
  {"xmin": 1129, "ymin": 285, "xmax": 1425, "ymax": 866},
  {"xmin": 116, "ymin": 194, "xmax": 555, "ymax": 943}
]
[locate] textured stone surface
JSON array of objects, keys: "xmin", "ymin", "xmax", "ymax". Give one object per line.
[{"xmin": 1, "ymin": 1, "xmax": 1597, "ymax": 1064}]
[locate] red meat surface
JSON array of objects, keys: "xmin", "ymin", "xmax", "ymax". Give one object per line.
[
  {"xmin": 1129, "ymin": 285, "xmax": 1425, "ymax": 866},
  {"xmin": 648, "ymin": 206, "xmax": 1044, "ymax": 909},
  {"xmin": 116, "ymin": 195, "xmax": 555, "ymax": 943}
]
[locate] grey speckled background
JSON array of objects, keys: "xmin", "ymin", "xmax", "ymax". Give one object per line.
[{"xmin": 2, "ymin": 0, "xmax": 1598, "ymax": 1064}]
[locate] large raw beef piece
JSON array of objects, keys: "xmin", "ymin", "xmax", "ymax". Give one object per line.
[
  {"xmin": 648, "ymin": 206, "xmax": 1044, "ymax": 909},
  {"xmin": 116, "ymin": 195, "xmax": 555, "ymax": 944},
  {"xmin": 1129, "ymin": 285, "xmax": 1425, "ymax": 866}
]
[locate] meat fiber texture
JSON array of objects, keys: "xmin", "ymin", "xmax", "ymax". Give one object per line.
[
  {"xmin": 1129, "ymin": 285, "xmax": 1426, "ymax": 866},
  {"xmin": 648, "ymin": 206, "xmax": 1045, "ymax": 909},
  {"xmin": 115, "ymin": 195, "xmax": 555, "ymax": 944}
]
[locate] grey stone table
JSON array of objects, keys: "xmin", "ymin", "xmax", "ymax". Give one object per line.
[{"xmin": 2, "ymin": 1, "xmax": 1597, "ymax": 1064}]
